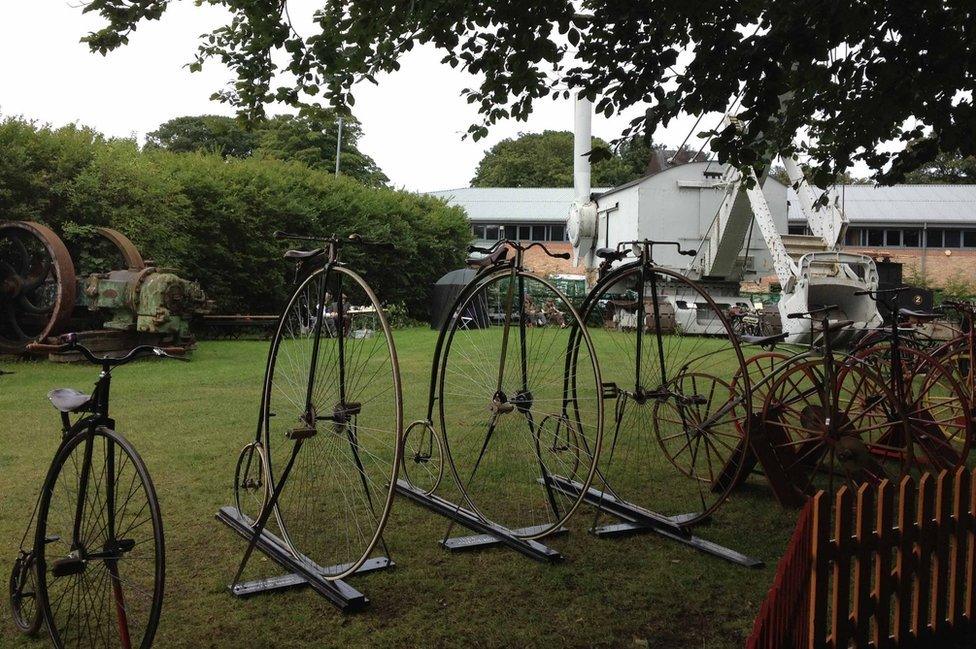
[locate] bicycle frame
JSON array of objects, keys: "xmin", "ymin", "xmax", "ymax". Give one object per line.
[
  {"xmin": 419, "ymin": 250, "xmax": 517, "ymax": 424},
  {"xmin": 233, "ymin": 232, "xmax": 399, "ymax": 590}
]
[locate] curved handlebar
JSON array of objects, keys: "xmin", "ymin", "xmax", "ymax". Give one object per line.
[
  {"xmin": 853, "ymin": 286, "xmax": 909, "ymax": 297},
  {"xmin": 468, "ymin": 240, "xmax": 569, "ymax": 260},
  {"xmin": 941, "ymin": 299, "xmax": 975, "ymax": 311},
  {"xmin": 276, "ymin": 231, "xmax": 395, "ymax": 250},
  {"xmin": 787, "ymin": 305, "xmax": 838, "ymax": 320},
  {"xmin": 27, "ymin": 334, "xmax": 189, "ymax": 366},
  {"xmin": 617, "ymin": 239, "xmax": 697, "ymax": 257}
]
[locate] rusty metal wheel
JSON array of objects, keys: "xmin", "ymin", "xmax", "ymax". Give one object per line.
[
  {"xmin": 0, "ymin": 221, "xmax": 76, "ymax": 354},
  {"xmin": 65, "ymin": 226, "xmax": 145, "ymax": 277}
]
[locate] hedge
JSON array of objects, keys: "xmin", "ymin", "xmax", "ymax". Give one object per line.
[{"xmin": 0, "ymin": 117, "xmax": 470, "ymax": 316}]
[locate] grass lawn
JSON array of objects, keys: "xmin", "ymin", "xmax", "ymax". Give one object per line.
[{"xmin": 0, "ymin": 328, "xmax": 799, "ymax": 648}]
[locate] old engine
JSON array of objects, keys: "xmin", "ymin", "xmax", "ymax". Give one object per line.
[{"xmin": 0, "ymin": 220, "xmax": 209, "ymax": 357}]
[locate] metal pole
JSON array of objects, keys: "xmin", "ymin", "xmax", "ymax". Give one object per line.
[{"xmin": 335, "ymin": 116, "xmax": 343, "ymax": 177}]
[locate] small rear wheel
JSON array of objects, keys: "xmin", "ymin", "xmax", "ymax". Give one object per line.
[
  {"xmin": 9, "ymin": 551, "xmax": 41, "ymax": 636},
  {"xmin": 400, "ymin": 421, "xmax": 444, "ymax": 496},
  {"xmin": 234, "ymin": 442, "xmax": 268, "ymax": 524}
]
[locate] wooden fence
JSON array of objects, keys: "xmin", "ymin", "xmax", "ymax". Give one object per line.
[{"xmin": 747, "ymin": 468, "xmax": 976, "ymax": 649}]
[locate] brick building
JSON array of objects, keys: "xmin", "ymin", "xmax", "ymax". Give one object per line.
[
  {"xmin": 788, "ymin": 184, "xmax": 976, "ymax": 289},
  {"xmin": 431, "ymin": 182, "xmax": 976, "ymax": 292},
  {"xmin": 428, "ymin": 187, "xmax": 607, "ymax": 277}
]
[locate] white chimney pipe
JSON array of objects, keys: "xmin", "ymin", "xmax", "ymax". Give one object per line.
[{"xmin": 574, "ymin": 95, "xmax": 592, "ymax": 202}]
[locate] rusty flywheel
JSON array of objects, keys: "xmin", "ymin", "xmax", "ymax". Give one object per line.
[{"xmin": 0, "ymin": 221, "xmax": 78, "ymax": 354}]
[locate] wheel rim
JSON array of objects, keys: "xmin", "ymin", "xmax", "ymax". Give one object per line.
[
  {"xmin": 0, "ymin": 221, "xmax": 76, "ymax": 354},
  {"xmin": 9, "ymin": 553, "xmax": 41, "ymax": 635},
  {"xmin": 580, "ymin": 264, "xmax": 751, "ymax": 525},
  {"xmin": 234, "ymin": 442, "xmax": 268, "ymax": 524},
  {"xmin": 263, "ymin": 265, "xmax": 402, "ymax": 579},
  {"xmin": 439, "ymin": 270, "xmax": 603, "ymax": 539},
  {"xmin": 763, "ymin": 359, "xmax": 906, "ymax": 495},
  {"xmin": 400, "ymin": 421, "xmax": 444, "ymax": 496},
  {"xmin": 35, "ymin": 429, "xmax": 164, "ymax": 649},
  {"xmin": 854, "ymin": 345, "xmax": 973, "ymax": 471}
]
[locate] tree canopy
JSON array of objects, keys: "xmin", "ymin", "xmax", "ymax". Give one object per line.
[
  {"xmin": 147, "ymin": 112, "xmax": 388, "ymax": 186},
  {"xmin": 903, "ymin": 152, "xmax": 976, "ymax": 185},
  {"xmin": 471, "ymin": 130, "xmax": 654, "ymax": 188},
  {"xmin": 81, "ymin": 2, "xmax": 975, "ymax": 187}
]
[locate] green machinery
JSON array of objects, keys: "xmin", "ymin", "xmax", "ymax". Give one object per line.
[{"xmin": 0, "ymin": 220, "xmax": 209, "ymax": 358}]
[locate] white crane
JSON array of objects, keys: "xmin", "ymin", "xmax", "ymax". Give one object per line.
[{"xmin": 568, "ymin": 97, "xmax": 882, "ymax": 341}]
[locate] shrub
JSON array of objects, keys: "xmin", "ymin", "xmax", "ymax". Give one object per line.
[{"xmin": 0, "ymin": 117, "xmax": 470, "ymax": 317}]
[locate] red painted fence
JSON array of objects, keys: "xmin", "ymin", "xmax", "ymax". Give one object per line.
[{"xmin": 747, "ymin": 468, "xmax": 976, "ymax": 649}]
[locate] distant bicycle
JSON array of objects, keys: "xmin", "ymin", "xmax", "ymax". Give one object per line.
[
  {"xmin": 9, "ymin": 333, "xmax": 183, "ymax": 648},
  {"xmin": 728, "ymin": 304, "xmax": 768, "ymax": 339}
]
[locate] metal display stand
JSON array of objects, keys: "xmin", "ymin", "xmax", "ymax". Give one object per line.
[
  {"xmin": 544, "ymin": 475, "xmax": 764, "ymax": 568},
  {"xmin": 217, "ymin": 506, "xmax": 393, "ymax": 613},
  {"xmin": 395, "ymin": 479, "xmax": 565, "ymax": 564}
]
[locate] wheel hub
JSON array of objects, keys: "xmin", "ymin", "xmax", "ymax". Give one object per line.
[
  {"xmin": 510, "ymin": 390, "xmax": 533, "ymax": 413},
  {"xmin": 489, "ymin": 390, "xmax": 516, "ymax": 414}
]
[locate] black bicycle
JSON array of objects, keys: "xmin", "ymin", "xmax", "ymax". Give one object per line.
[
  {"xmin": 9, "ymin": 333, "xmax": 182, "ymax": 648},
  {"xmin": 231, "ymin": 232, "xmax": 402, "ymax": 585},
  {"xmin": 402, "ymin": 239, "xmax": 603, "ymax": 539},
  {"xmin": 560, "ymin": 240, "xmax": 752, "ymax": 526}
]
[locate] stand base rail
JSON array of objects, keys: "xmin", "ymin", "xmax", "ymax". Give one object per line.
[
  {"xmin": 395, "ymin": 479, "xmax": 564, "ymax": 563},
  {"xmin": 216, "ymin": 505, "xmax": 393, "ymax": 612},
  {"xmin": 543, "ymin": 475, "xmax": 763, "ymax": 569}
]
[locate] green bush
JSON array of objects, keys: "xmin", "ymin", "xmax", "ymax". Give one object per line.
[{"xmin": 0, "ymin": 117, "xmax": 470, "ymax": 316}]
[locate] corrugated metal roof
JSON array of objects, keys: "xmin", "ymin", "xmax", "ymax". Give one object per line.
[
  {"xmin": 788, "ymin": 185, "xmax": 976, "ymax": 225},
  {"xmin": 428, "ymin": 187, "xmax": 607, "ymax": 222}
]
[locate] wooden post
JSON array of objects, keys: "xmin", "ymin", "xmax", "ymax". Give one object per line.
[
  {"xmin": 830, "ymin": 487, "xmax": 854, "ymax": 647},
  {"xmin": 949, "ymin": 468, "xmax": 970, "ymax": 638},
  {"xmin": 874, "ymin": 480, "xmax": 895, "ymax": 648},
  {"xmin": 894, "ymin": 475, "xmax": 916, "ymax": 645},
  {"xmin": 809, "ymin": 491, "xmax": 832, "ymax": 649},
  {"xmin": 915, "ymin": 473, "xmax": 936, "ymax": 641},
  {"xmin": 933, "ymin": 470, "xmax": 954, "ymax": 637},
  {"xmin": 852, "ymin": 483, "xmax": 875, "ymax": 642}
]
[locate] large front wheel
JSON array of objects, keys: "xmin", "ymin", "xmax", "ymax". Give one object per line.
[
  {"xmin": 34, "ymin": 427, "xmax": 165, "ymax": 649},
  {"xmin": 262, "ymin": 265, "xmax": 402, "ymax": 580},
  {"xmin": 576, "ymin": 263, "xmax": 752, "ymax": 526},
  {"xmin": 438, "ymin": 270, "xmax": 603, "ymax": 539}
]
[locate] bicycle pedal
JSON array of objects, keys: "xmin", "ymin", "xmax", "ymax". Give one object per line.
[
  {"xmin": 112, "ymin": 538, "xmax": 137, "ymax": 554},
  {"xmin": 51, "ymin": 557, "xmax": 85, "ymax": 578},
  {"xmin": 286, "ymin": 425, "xmax": 317, "ymax": 440},
  {"xmin": 44, "ymin": 535, "xmax": 61, "ymax": 544},
  {"xmin": 602, "ymin": 382, "xmax": 619, "ymax": 399}
]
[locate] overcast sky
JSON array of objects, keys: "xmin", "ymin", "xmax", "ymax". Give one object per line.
[{"xmin": 0, "ymin": 1, "xmax": 715, "ymax": 193}]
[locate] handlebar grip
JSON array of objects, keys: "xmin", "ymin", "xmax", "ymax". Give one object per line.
[
  {"xmin": 158, "ymin": 347, "xmax": 186, "ymax": 356},
  {"xmin": 679, "ymin": 248, "xmax": 698, "ymax": 257},
  {"xmin": 853, "ymin": 290, "xmax": 869, "ymax": 296},
  {"xmin": 26, "ymin": 343, "xmax": 67, "ymax": 353},
  {"xmin": 555, "ymin": 252, "xmax": 570, "ymax": 260},
  {"xmin": 786, "ymin": 313, "xmax": 807, "ymax": 320},
  {"xmin": 273, "ymin": 230, "xmax": 289, "ymax": 240}
]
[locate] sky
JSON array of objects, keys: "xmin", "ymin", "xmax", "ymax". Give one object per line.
[{"xmin": 0, "ymin": 1, "xmax": 713, "ymax": 193}]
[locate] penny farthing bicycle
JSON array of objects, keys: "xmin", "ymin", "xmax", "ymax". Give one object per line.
[
  {"xmin": 231, "ymin": 232, "xmax": 402, "ymax": 587},
  {"xmin": 560, "ymin": 240, "xmax": 752, "ymax": 528},
  {"xmin": 401, "ymin": 239, "xmax": 603, "ymax": 540}
]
